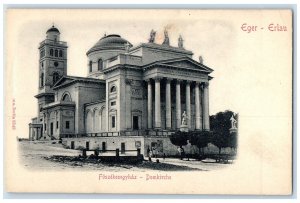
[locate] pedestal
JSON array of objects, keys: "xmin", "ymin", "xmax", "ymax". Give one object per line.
[
  {"xmin": 180, "ymin": 124, "xmax": 189, "ymax": 132},
  {"xmin": 230, "ymin": 128, "xmax": 237, "ymax": 134}
]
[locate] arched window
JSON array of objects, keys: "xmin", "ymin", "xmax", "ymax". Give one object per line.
[
  {"xmin": 40, "ymin": 73, "xmax": 44, "ymax": 87},
  {"xmin": 53, "ymin": 72, "xmax": 59, "ymax": 84},
  {"xmin": 62, "ymin": 93, "xmax": 71, "ymax": 102},
  {"xmin": 55, "ymin": 50, "xmax": 58, "ymax": 57},
  {"xmin": 110, "ymin": 86, "xmax": 117, "ymax": 93},
  {"xmin": 50, "ymin": 49, "xmax": 53, "ymax": 56},
  {"xmin": 98, "ymin": 59, "xmax": 103, "ymax": 71},
  {"xmin": 89, "ymin": 61, "xmax": 93, "ymax": 72},
  {"xmin": 59, "ymin": 50, "xmax": 63, "ymax": 57}
]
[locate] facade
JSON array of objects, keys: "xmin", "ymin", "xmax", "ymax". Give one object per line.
[{"xmin": 29, "ymin": 25, "xmax": 214, "ymax": 156}]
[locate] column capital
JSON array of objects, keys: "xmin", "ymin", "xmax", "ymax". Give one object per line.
[
  {"xmin": 145, "ymin": 78, "xmax": 152, "ymax": 83},
  {"xmin": 195, "ymin": 81, "xmax": 201, "ymax": 86},
  {"xmin": 186, "ymin": 80, "xmax": 193, "ymax": 84},
  {"xmin": 176, "ymin": 79, "xmax": 184, "ymax": 84},
  {"xmin": 153, "ymin": 77, "xmax": 163, "ymax": 82},
  {"xmin": 125, "ymin": 79, "xmax": 133, "ymax": 85},
  {"xmin": 165, "ymin": 78, "xmax": 173, "ymax": 83},
  {"xmin": 202, "ymin": 82, "xmax": 209, "ymax": 88}
]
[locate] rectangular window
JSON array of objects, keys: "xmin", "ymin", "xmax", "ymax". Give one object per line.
[
  {"xmin": 121, "ymin": 143, "xmax": 125, "ymax": 154},
  {"xmin": 66, "ymin": 121, "xmax": 70, "ymax": 129},
  {"xmin": 44, "ymin": 124, "xmax": 47, "ymax": 131},
  {"xmin": 56, "ymin": 121, "xmax": 59, "ymax": 129},
  {"xmin": 111, "ymin": 101, "xmax": 116, "ymax": 106},
  {"xmin": 71, "ymin": 141, "xmax": 75, "ymax": 149},
  {"xmin": 112, "ymin": 116, "xmax": 116, "ymax": 128}
]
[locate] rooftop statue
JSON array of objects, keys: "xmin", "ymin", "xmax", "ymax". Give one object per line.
[
  {"xmin": 124, "ymin": 42, "xmax": 131, "ymax": 53},
  {"xmin": 199, "ymin": 55, "xmax": 204, "ymax": 64},
  {"xmin": 162, "ymin": 29, "xmax": 170, "ymax": 46},
  {"xmin": 178, "ymin": 35, "xmax": 184, "ymax": 48},
  {"xmin": 149, "ymin": 29, "xmax": 156, "ymax": 43}
]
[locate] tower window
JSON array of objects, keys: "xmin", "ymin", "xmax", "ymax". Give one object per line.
[
  {"xmin": 56, "ymin": 121, "xmax": 59, "ymax": 129},
  {"xmin": 53, "ymin": 72, "xmax": 59, "ymax": 84},
  {"xmin": 39, "ymin": 104, "xmax": 43, "ymax": 112},
  {"xmin": 50, "ymin": 49, "xmax": 53, "ymax": 56},
  {"xmin": 98, "ymin": 59, "xmax": 103, "ymax": 70},
  {"xmin": 55, "ymin": 50, "xmax": 58, "ymax": 57},
  {"xmin": 89, "ymin": 61, "xmax": 92, "ymax": 72},
  {"xmin": 65, "ymin": 121, "xmax": 70, "ymax": 129},
  {"xmin": 40, "ymin": 73, "xmax": 44, "ymax": 87},
  {"xmin": 40, "ymin": 50, "xmax": 45, "ymax": 58},
  {"xmin": 59, "ymin": 50, "xmax": 63, "ymax": 57}
]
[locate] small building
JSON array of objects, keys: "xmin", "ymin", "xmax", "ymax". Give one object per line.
[{"xmin": 29, "ymin": 25, "xmax": 214, "ymax": 156}]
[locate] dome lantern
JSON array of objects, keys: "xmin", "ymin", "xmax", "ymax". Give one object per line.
[{"xmin": 46, "ymin": 25, "xmax": 60, "ymax": 41}]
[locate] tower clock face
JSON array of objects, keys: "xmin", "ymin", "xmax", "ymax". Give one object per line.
[{"xmin": 54, "ymin": 61, "xmax": 59, "ymax": 67}]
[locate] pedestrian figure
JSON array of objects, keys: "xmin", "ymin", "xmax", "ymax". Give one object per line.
[
  {"xmin": 149, "ymin": 150, "xmax": 153, "ymax": 162},
  {"xmin": 147, "ymin": 147, "xmax": 150, "ymax": 157}
]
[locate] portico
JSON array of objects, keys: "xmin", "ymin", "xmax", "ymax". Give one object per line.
[{"xmin": 145, "ymin": 76, "xmax": 210, "ymax": 131}]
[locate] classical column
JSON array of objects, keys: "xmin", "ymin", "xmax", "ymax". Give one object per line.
[
  {"xmin": 185, "ymin": 81, "xmax": 191, "ymax": 129},
  {"xmin": 165, "ymin": 78, "xmax": 172, "ymax": 129},
  {"xmin": 195, "ymin": 82, "xmax": 202, "ymax": 130},
  {"xmin": 154, "ymin": 77, "xmax": 162, "ymax": 129},
  {"xmin": 29, "ymin": 126, "xmax": 32, "ymax": 140},
  {"xmin": 147, "ymin": 79, "xmax": 152, "ymax": 129},
  {"xmin": 125, "ymin": 79, "xmax": 133, "ymax": 129},
  {"xmin": 203, "ymin": 82, "xmax": 210, "ymax": 130},
  {"xmin": 176, "ymin": 80, "xmax": 182, "ymax": 129}
]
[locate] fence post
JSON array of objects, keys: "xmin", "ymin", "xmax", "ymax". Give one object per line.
[
  {"xmin": 82, "ymin": 149, "xmax": 87, "ymax": 157},
  {"xmin": 116, "ymin": 148, "xmax": 120, "ymax": 160},
  {"xmin": 137, "ymin": 148, "xmax": 141, "ymax": 156}
]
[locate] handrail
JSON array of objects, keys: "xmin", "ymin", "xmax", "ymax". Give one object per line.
[
  {"xmin": 40, "ymin": 39, "xmax": 67, "ymax": 46},
  {"xmin": 60, "ymin": 130, "xmax": 175, "ymax": 138}
]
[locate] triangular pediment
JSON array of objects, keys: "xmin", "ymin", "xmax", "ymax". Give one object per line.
[
  {"xmin": 155, "ymin": 57, "xmax": 213, "ymax": 73},
  {"xmin": 52, "ymin": 76, "xmax": 75, "ymax": 89}
]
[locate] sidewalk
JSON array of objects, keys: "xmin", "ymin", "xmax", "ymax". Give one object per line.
[{"xmin": 145, "ymin": 157, "xmax": 230, "ymax": 171}]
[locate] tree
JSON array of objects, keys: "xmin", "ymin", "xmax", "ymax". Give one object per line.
[
  {"xmin": 211, "ymin": 133, "xmax": 229, "ymax": 155},
  {"xmin": 169, "ymin": 131, "xmax": 189, "ymax": 160},
  {"xmin": 210, "ymin": 110, "xmax": 238, "ymax": 155},
  {"xmin": 169, "ymin": 131, "xmax": 188, "ymax": 148},
  {"xmin": 190, "ymin": 131, "xmax": 212, "ymax": 156}
]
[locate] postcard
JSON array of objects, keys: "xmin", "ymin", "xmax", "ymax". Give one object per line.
[{"xmin": 4, "ymin": 9, "xmax": 292, "ymax": 194}]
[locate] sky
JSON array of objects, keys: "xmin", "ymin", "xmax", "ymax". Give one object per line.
[{"xmin": 6, "ymin": 9, "xmax": 291, "ymax": 138}]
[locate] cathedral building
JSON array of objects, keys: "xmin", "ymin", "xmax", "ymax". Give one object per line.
[{"xmin": 28, "ymin": 25, "xmax": 214, "ymax": 155}]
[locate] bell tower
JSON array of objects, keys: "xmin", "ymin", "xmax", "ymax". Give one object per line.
[{"xmin": 35, "ymin": 25, "xmax": 68, "ymax": 119}]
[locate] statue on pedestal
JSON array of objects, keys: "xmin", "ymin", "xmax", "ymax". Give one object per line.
[
  {"xmin": 230, "ymin": 114, "xmax": 238, "ymax": 129},
  {"xmin": 181, "ymin": 111, "xmax": 187, "ymax": 125},
  {"xmin": 124, "ymin": 42, "xmax": 131, "ymax": 53},
  {"xmin": 180, "ymin": 111, "xmax": 188, "ymax": 132},
  {"xmin": 149, "ymin": 29, "xmax": 156, "ymax": 43},
  {"xmin": 178, "ymin": 35, "xmax": 184, "ymax": 48},
  {"xmin": 162, "ymin": 29, "xmax": 170, "ymax": 46},
  {"xmin": 199, "ymin": 55, "xmax": 204, "ymax": 64}
]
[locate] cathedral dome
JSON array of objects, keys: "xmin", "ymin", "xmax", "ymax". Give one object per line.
[
  {"xmin": 86, "ymin": 34, "xmax": 132, "ymax": 55},
  {"xmin": 46, "ymin": 25, "xmax": 60, "ymax": 33}
]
